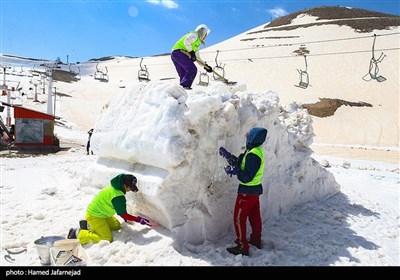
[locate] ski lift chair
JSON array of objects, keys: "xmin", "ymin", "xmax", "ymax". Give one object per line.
[
  {"xmin": 69, "ymin": 64, "xmax": 81, "ymax": 81},
  {"xmin": 138, "ymin": 58, "xmax": 150, "ymax": 82},
  {"xmin": 18, "ymin": 66, "xmax": 25, "ymax": 77},
  {"xmin": 213, "ymin": 66, "xmax": 225, "ymax": 81},
  {"xmin": 368, "ymin": 58, "xmax": 386, "ymax": 82},
  {"xmin": 94, "ymin": 63, "xmax": 103, "ymax": 80},
  {"xmin": 297, "ymin": 69, "xmax": 309, "ymax": 89},
  {"xmin": 94, "ymin": 63, "xmax": 109, "ymax": 82},
  {"xmin": 212, "ymin": 50, "xmax": 226, "ymax": 81},
  {"xmin": 99, "ymin": 67, "xmax": 109, "ymax": 82},
  {"xmin": 75, "ymin": 67, "xmax": 81, "ymax": 81},
  {"xmin": 31, "ymin": 64, "xmax": 39, "ymax": 77},
  {"xmin": 363, "ymin": 34, "xmax": 386, "ymax": 82},
  {"xmin": 11, "ymin": 67, "xmax": 17, "ymax": 76},
  {"xmin": 295, "ymin": 55, "xmax": 309, "ymax": 89},
  {"xmin": 197, "ymin": 71, "xmax": 209, "ymax": 87}
]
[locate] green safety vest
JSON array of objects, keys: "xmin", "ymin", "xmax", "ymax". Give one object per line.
[
  {"xmin": 172, "ymin": 32, "xmax": 201, "ymax": 52},
  {"xmin": 239, "ymin": 146, "xmax": 264, "ymax": 186},
  {"xmin": 87, "ymin": 185, "xmax": 124, "ymax": 218}
]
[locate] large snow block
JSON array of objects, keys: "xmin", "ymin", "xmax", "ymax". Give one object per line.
[{"xmin": 84, "ymin": 81, "xmax": 340, "ymax": 248}]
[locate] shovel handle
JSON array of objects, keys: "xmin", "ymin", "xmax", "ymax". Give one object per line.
[
  {"xmin": 180, "ymin": 50, "xmax": 233, "ymax": 84},
  {"xmin": 195, "ymin": 59, "xmax": 230, "ymax": 83}
]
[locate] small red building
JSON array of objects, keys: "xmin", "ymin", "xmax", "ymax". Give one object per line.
[{"xmin": 13, "ymin": 106, "xmax": 60, "ymax": 150}]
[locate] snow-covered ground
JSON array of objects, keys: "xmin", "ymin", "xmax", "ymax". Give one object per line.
[{"xmin": 1, "ymin": 133, "xmax": 398, "ymax": 266}]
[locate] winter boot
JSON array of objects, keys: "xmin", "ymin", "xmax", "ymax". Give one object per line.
[
  {"xmin": 249, "ymin": 239, "xmax": 263, "ymax": 249},
  {"xmin": 67, "ymin": 228, "xmax": 80, "ymax": 239},
  {"xmin": 227, "ymin": 245, "xmax": 249, "ymax": 256},
  {"xmin": 79, "ymin": 220, "xmax": 89, "ymax": 230}
]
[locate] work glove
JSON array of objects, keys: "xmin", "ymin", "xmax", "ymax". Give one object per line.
[
  {"xmin": 189, "ymin": 51, "xmax": 197, "ymax": 62},
  {"xmin": 224, "ymin": 165, "xmax": 238, "ymax": 177},
  {"xmin": 219, "ymin": 147, "xmax": 238, "ymax": 167},
  {"xmin": 136, "ymin": 216, "xmax": 151, "ymax": 226},
  {"xmin": 204, "ymin": 64, "xmax": 213, "ymax": 73}
]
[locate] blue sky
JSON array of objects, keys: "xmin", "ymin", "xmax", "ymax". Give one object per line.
[{"xmin": 1, "ymin": 0, "xmax": 399, "ymax": 62}]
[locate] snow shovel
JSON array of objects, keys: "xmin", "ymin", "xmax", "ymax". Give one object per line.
[{"xmin": 181, "ymin": 51, "xmax": 237, "ymax": 85}]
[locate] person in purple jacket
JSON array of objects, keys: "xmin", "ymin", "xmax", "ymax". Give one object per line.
[{"xmin": 171, "ymin": 24, "xmax": 213, "ymax": 90}]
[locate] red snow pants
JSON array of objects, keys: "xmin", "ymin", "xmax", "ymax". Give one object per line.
[{"xmin": 233, "ymin": 193, "xmax": 262, "ymax": 251}]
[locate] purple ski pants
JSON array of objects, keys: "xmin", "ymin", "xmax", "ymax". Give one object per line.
[{"xmin": 171, "ymin": 50, "xmax": 197, "ymax": 88}]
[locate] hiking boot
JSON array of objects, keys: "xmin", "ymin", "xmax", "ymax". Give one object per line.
[
  {"xmin": 227, "ymin": 245, "xmax": 249, "ymax": 256},
  {"xmin": 249, "ymin": 239, "xmax": 263, "ymax": 249},
  {"xmin": 182, "ymin": 86, "xmax": 192, "ymax": 90},
  {"xmin": 67, "ymin": 228, "xmax": 79, "ymax": 239}
]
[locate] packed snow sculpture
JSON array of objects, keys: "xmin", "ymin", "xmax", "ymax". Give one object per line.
[{"xmin": 84, "ymin": 81, "xmax": 340, "ymax": 249}]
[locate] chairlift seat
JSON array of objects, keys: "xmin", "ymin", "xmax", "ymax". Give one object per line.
[
  {"xmin": 197, "ymin": 72, "xmax": 209, "ymax": 87},
  {"xmin": 213, "ymin": 66, "xmax": 225, "ymax": 81},
  {"xmin": 94, "ymin": 72, "xmax": 109, "ymax": 83},
  {"xmin": 296, "ymin": 70, "xmax": 309, "ymax": 89},
  {"xmin": 138, "ymin": 76, "xmax": 150, "ymax": 82},
  {"xmin": 94, "ymin": 64, "xmax": 109, "ymax": 82},
  {"xmin": 138, "ymin": 58, "xmax": 150, "ymax": 82},
  {"xmin": 298, "ymin": 81, "xmax": 309, "ymax": 89},
  {"xmin": 138, "ymin": 70, "xmax": 150, "ymax": 82}
]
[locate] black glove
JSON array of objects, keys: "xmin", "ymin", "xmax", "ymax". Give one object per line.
[
  {"xmin": 189, "ymin": 51, "xmax": 196, "ymax": 61},
  {"xmin": 204, "ymin": 64, "xmax": 213, "ymax": 73}
]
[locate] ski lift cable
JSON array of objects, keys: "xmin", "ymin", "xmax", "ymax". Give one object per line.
[
  {"xmin": 201, "ymin": 32, "xmax": 400, "ymax": 55},
  {"xmin": 222, "ymin": 47, "xmax": 399, "ymax": 62},
  {"xmin": 56, "ymin": 33, "xmax": 398, "ymax": 70},
  {"xmin": 76, "ymin": 46, "xmax": 399, "ymax": 69}
]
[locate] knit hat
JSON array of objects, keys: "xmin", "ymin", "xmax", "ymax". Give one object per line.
[{"xmin": 123, "ymin": 174, "xmax": 138, "ymax": 192}]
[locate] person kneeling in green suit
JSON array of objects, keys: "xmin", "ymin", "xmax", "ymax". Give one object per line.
[{"xmin": 68, "ymin": 173, "xmax": 151, "ymax": 244}]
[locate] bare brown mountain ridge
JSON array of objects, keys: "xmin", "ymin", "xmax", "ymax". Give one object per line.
[{"xmin": 261, "ymin": 6, "xmax": 400, "ymax": 32}]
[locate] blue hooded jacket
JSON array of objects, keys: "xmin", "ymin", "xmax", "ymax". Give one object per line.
[{"xmin": 237, "ymin": 127, "xmax": 268, "ymax": 195}]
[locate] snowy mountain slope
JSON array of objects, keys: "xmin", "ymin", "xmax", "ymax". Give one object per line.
[{"xmin": 1, "ymin": 6, "xmax": 399, "ymax": 148}]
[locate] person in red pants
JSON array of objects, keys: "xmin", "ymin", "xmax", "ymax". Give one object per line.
[{"xmin": 224, "ymin": 127, "xmax": 268, "ymax": 256}]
